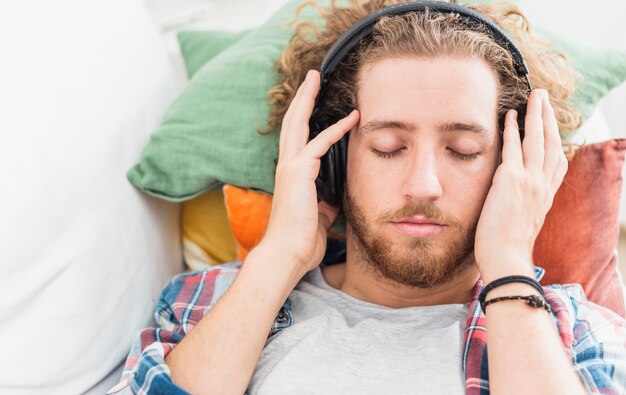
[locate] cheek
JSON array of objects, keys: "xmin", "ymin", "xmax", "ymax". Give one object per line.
[
  {"xmin": 347, "ymin": 138, "xmax": 397, "ymax": 189},
  {"xmin": 444, "ymin": 155, "xmax": 499, "ymax": 222},
  {"xmin": 346, "ymin": 142, "xmax": 370, "ymax": 198},
  {"xmin": 346, "ymin": 139, "xmax": 399, "ymax": 211}
]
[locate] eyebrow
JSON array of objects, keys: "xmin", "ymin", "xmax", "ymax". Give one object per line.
[
  {"xmin": 359, "ymin": 120, "xmax": 492, "ymax": 137},
  {"xmin": 438, "ymin": 121, "xmax": 492, "ymax": 136}
]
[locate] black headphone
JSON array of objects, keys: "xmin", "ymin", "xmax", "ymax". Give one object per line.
[{"xmin": 308, "ymin": 1, "xmax": 532, "ymax": 207}]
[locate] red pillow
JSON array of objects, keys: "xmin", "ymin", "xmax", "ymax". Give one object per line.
[{"xmin": 534, "ymin": 139, "xmax": 626, "ymax": 317}]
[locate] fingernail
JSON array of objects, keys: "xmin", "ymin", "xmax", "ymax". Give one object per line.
[{"xmin": 306, "ymin": 69, "xmax": 316, "ymax": 82}]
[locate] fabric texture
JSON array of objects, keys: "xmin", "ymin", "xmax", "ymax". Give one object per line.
[
  {"xmin": 544, "ymin": 29, "xmax": 626, "ymax": 121},
  {"xmin": 108, "ymin": 263, "xmax": 626, "ymax": 395},
  {"xmin": 127, "ymin": 0, "xmax": 330, "ymax": 201},
  {"xmin": 223, "ymin": 185, "xmax": 272, "ymax": 261},
  {"xmin": 182, "ymin": 190, "xmax": 237, "ymax": 269},
  {"xmin": 176, "ymin": 34, "xmax": 243, "ymax": 269},
  {"xmin": 178, "ymin": 30, "xmax": 249, "ymax": 79},
  {"xmin": 248, "ymin": 267, "xmax": 468, "ymax": 394},
  {"xmin": 534, "ymin": 139, "xmax": 626, "ymax": 317},
  {"xmin": 0, "ymin": 1, "xmax": 182, "ymax": 394}
]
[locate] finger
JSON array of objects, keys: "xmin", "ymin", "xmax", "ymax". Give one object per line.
[
  {"xmin": 303, "ymin": 110, "xmax": 360, "ymax": 159},
  {"xmin": 281, "ymin": 70, "xmax": 320, "ymax": 157},
  {"xmin": 542, "ymin": 92, "xmax": 562, "ymax": 174},
  {"xmin": 282, "ymin": 70, "xmax": 316, "ymax": 128},
  {"xmin": 279, "ymin": 73, "xmax": 306, "ymax": 157},
  {"xmin": 279, "ymin": 70, "xmax": 318, "ymax": 160},
  {"xmin": 522, "ymin": 89, "xmax": 545, "ymax": 171},
  {"xmin": 501, "ymin": 109, "xmax": 522, "ymax": 167},
  {"xmin": 288, "ymin": 70, "xmax": 320, "ymax": 146},
  {"xmin": 318, "ymin": 200, "xmax": 339, "ymax": 231}
]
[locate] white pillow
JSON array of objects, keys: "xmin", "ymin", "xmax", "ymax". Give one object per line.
[{"xmin": 0, "ymin": 1, "xmax": 182, "ymax": 394}]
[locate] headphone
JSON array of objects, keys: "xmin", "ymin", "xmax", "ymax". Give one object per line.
[{"xmin": 308, "ymin": 1, "xmax": 532, "ymax": 207}]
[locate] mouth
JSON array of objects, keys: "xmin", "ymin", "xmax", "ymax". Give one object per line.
[{"xmin": 390, "ymin": 217, "xmax": 447, "ymax": 237}]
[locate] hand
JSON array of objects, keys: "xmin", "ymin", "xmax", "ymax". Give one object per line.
[
  {"xmin": 474, "ymin": 89, "xmax": 568, "ymax": 283},
  {"xmin": 258, "ymin": 69, "xmax": 360, "ymax": 277}
]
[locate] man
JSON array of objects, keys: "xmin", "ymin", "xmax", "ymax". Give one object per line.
[{"xmin": 109, "ymin": 1, "xmax": 626, "ymax": 394}]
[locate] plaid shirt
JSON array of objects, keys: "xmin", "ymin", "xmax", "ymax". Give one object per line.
[{"xmin": 108, "ymin": 262, "xmax": 626, "ymax": 394}]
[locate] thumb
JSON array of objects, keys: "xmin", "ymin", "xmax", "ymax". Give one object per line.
[{"xmin": 318, "ymin": 200, "xmax": 340, "ymax": 231}]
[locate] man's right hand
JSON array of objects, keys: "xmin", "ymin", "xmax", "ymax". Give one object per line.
[
  {"xmin": 259, "ymin": 69, "xmax": 360, "ymax": 276},
  {"xmin": 165, "ymin": 70, "xmax": 358, "ymax": 395}
]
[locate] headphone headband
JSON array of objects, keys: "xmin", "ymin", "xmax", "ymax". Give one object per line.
[{"xmin": 320, "ymin": 1, "xmax": 529, "ymax": 82}]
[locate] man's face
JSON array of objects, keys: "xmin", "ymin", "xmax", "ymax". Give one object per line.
[{"xmin": 344, "ymin": 56, "xmax": 501, "ymax": 288}]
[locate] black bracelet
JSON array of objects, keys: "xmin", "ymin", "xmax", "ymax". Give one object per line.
[
  {"xmin": 479, "ymin": 275, "xmax": 545, "ymax": 313},
  {"xmin": 482, "ymin": 294, "xmax": 552, "ymax": 314}
]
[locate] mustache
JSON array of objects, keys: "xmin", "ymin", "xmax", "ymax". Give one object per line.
[{"xmin": 381, "ymin": 201, "xmax": 461, "ymax": 229}]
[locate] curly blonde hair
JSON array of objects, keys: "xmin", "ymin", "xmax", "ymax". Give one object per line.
[{"xmin": 263, "ymin": 0, "xmax": 582, "ymax": 139}]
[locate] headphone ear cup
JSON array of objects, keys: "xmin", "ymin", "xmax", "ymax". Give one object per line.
[{"xmin": 315, "ymin": 132, "xmax": 349, "ymax": 208}]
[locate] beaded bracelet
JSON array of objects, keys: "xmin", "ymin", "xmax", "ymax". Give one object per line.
[{"xmin": 478, "ymin": 275, "xmax": 545, "ymax": 313}]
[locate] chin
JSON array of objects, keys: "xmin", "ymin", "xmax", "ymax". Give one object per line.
[{"xmin": 361, "ymin": 228, "xmax": 475, "ymax": 287}]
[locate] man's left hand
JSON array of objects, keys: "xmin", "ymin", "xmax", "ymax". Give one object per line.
[{"xmin": 474, "ymin": 89, "xmax": 568, "ymax": 283}]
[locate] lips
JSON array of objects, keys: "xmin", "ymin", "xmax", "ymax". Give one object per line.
[
  {"xmin": 390, "ymin": 217, "xmax": 446, "ymax": 237},
  {"xmin": 394, "ymin": 216, "xmax": 443, "ymax": 225}
]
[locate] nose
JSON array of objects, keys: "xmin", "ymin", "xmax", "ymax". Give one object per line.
[{"xmin": 401, "ymin": 149, "xmax": 443, "ymax": 202}]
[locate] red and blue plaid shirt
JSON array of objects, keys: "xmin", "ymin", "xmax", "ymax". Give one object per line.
[{"xmin": 108, "ymin": 262, "xmax": 626, "ymax": 394}]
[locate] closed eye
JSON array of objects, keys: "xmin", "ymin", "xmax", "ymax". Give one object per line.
[
  {"xmin": 372, "ymin": 148, "xmax": 479, "ymax": 160},
  {"xmin": 447, "ymin": 148, "xmax": 480, "ymax": 160},
  {"xmin": 371, "ymin": 148, "xmax": 404, "ymax": 158}
]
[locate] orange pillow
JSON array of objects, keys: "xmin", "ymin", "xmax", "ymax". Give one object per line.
[
  {"xmin": 534, "ymin": 139, "xmax": 626, "ymax": 317},
  {"xmin": 223, "ymin": 139, "xmax": 626, "ymax": 317},
  {"xmin": 223, "ymin": 185, "xmax": 272, "ymax": 261},
  {"xmin": 223, "ymin": 185, "xmax": 347, "ymax": 260}
]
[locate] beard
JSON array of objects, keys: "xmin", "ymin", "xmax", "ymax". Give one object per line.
[{"xmin": 342, "ymin": 186, "xmax": 477, "ymax": 289}]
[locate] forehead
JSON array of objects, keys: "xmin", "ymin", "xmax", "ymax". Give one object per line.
[{"xmin": 356, "ymin": 56, "xmax": 499, "ymax": 136}]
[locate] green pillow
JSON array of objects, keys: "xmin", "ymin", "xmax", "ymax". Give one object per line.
[
  {"xmin": 178, "ymin": 30, "xmax": 249, "ymax": 79},
  {"xmin": 545, "ymin": 31, "xmax": 626, "ymax": 120},
  {"xmin": 128, "ymin": 0, "xmax": 329, "ymax": 201},
  {"xmin": 128, "ymin": 0, "xmax": 626, "ymax": 202}
]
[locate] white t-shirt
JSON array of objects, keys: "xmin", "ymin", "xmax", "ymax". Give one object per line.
[{"xmin": 248, "ymin": 266, "xmax": 470, "ymax": 394}]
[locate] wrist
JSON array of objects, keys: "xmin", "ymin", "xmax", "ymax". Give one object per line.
[
  {"xmin": 479, "ymin": 273, "xmax": 548, "ymax": 318},
  {"xmin": 245, "ymin": 242, "xmax": 308, "ymax": 292},
  {"xmin": 478, "ymin": 254, "xmax": 535, "ymax": 285}
]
